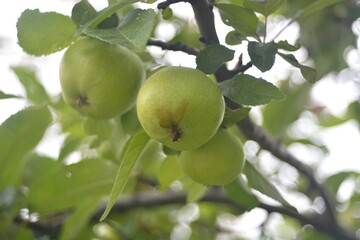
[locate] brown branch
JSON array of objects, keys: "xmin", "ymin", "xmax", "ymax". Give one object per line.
[
  {"xmin": 93, "ymin": 190, "xmax": 301, "ymax": 225},
  {"xmin": 147, "ymin": 39, "xmax": 199, "ymax": 55},
  {"xmin": 93, "ymin": 189, "xmax": 355, "ymax": 240},
  {"xmin": 189, "ymin": 0, "xmax": 355, "ymax": 239},
  {"xmin": 15, "ymin": 189, "xmax": 355, "ymax": 240},
  {"xmin": 237, "ymin": 118, "xmax": 358, "ymax": 239},
  {"xmin": 190, "ymin": 0, "xmax": 234, "ymax": 81},
  {"xmin": 230, "ymin": 61, "xmax": 253, "ymax": 75}
]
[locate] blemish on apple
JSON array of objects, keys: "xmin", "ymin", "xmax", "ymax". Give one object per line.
[
  {"xmin": 76, "ymin": 95, "xmax": 89, "ymax": 109},
  {"xmin": 156, "ymin": 100, "xmax": 189, "ymax": 141}
]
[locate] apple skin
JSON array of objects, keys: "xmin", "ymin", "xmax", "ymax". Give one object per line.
[
  {"xmin": 136, "ymin": 66, "xmax": 225, "ymax": 150},
  {"xmin": 59, "ymin": 37, "xmax": 145, "ymax": 119},
  {"xmin": 177, "ymin": 128, "xmax": 244, "ymax": 186}
]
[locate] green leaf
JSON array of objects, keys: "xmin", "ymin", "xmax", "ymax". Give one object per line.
[
  {"xmin": 0, "ymin": 106, "xmax": 52, "ymax": 188},
  {"xmin": 225, "ymin": 30, "xmax": 247, "ymax": 45},
  {"xmin": 218, "ymin": 74, "xmax": 285, "ymax": 106},
  {"xmin": 318, "ymin": 113, "xmax": 349, "ymax": 128},
  {"xmin": 216, "ymin": 4, "xmax": 259, "ymax": 36},
  {"xmin": 17, "ymin": 9, "xmax": 76, "ymax": 56},
  {"xmin": 225, "ymin": 178, "xmax": 259, "ymax": 210},
  {"xmin": 157, "ymin": 156, "xmax": 182, "ymax": 191},
  {"xmin": 0, "ymin": 91, "xmax": 22, "ymax": 100},
  {"xmin": 161, "ymin": 7, "xmax": 173, "ymax": 20},
  {"xmin": 52, "ymin": 97, "xmax": 85, "ymax": 135},
  {"xmin": 262, "ymin": 82, "xmax": 310, "ymax": 136},
  {"xmin": 196, "ymin": 44, "xmax": 235, "ymax": 74},
  {"xmin": 276, "ymin": 40, "xmax": 301, "ymax": 52},
  {"xmin": 278, "ymin": 53, "xmax": 317, "ymax": 83},
  {"xmin": 169, "ymin": 22, "xmax": 202, "ymax": 50},
  {"xmin": 347, "ymin": 101, "xmax": 360, "ymax": 125},
  {"xmin": 27, "ymin": 158, "xmax": 118, "ymax": 213},
  {"xmin": 277, "ymin": 52, "xmax": 298, "ymax": 65},
  {"xmin": 71, "ymin": 0, "xmax": 97, "ymax": 26},
  {"xmin": 75, "ymin": 0, "xmax": 138, "ymax": 34},
  {"xmin": 187, "ymin": 182, "xmax": 207, "ymax": 203},
  {"xmin": 83, "ymin": 118, "xmax": 114, "ymax": 148},
  {"xmin": 100, "ymin": 130, "xmax": 150, "ymax": 221},
  {"xmin": 84, "ymin": 9, "xmax": 156, "ymax": 52},
  {"xmin": 121, "ymin": 107, "xmax": 142, "ymax": 136},
  {"xmin": 60, "ymin": 197, "xmax": 103, "ymax": 240},
  {"xmin": 137, "ymin": 140, "xmax": 163, "ymax": 178},
  {"xmin": 97, "ymin": 13, "xmax": 120, "ymax": 29},
  {"xmin": 243, "ymin": 161, "xmax": 297, "ymax": 211},
  {"xmin": 141, "ymin": 0, "xmax": 157, "ymax": 3},
  {"xmin": 222, "ymin": 107, "xmax": 251, "ymax": 126},
  {"xmin": 11, "ymin": 66, "xmax": 50, "ymax": 105},
  {"xmin": 243, "ymin": 0, "xmax": 285, "ymax": 16},
  {"xmin": 300, "ymin": 66, "xmax": 317, "ymax": 84},
  {"xmin": 298, "ymin": 0, "xmax": 343, "ymax": 20},
  {"xmin": 58, "ymin": 136, "xmax": 82, "ymax": 162},
  {"xmin": 248, "ymin": 41, "xmax": 277, "ymax": 72},
  {"xmin": 22, "ymin": 154, "xmax": 61, "ymax": 186}
]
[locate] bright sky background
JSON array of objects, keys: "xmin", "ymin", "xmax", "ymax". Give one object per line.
[{"xmin": 0, "ymin": 1, "xmax": 359, "ymax": 239}]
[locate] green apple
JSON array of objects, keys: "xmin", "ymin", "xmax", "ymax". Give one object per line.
[
  {"xmin": 136, "ymin": 66, "xmax": 225, "ymax": 150},
  {"xmin": 178, "ymin": 128, "xmax": 245, "ymax": 186},
  {"xmin": 59, "ymin": 37, "xmax": 145, "ymax": 119}
]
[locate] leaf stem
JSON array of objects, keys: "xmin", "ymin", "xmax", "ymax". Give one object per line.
[
  {"xmin": 263, "ymin": 16, "xmax": 268, "ymax": 43},
  {"xmin": 269, "ymin": 17, "xmax": 297, "ymax": 42},
  {"xmin": 157, "ymin": 0, "xmax": 188, "ymax": 9}
]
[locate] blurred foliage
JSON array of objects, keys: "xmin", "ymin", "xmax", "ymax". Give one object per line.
[
  {"xmin": 285, "ymin": 0, "xmax": 359, "ymax": 78},
  {"xmin": 262, "ymin": 80, "xmax": 311, "ymax": 137}
]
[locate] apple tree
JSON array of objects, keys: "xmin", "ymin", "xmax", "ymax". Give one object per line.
[{"xmin": 1, "ymin": 0, "xmax": 360, "ymax": 239}]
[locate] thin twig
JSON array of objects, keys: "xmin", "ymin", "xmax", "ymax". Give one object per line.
[
  {"xmin": 230, "ymin": 62, "xmax": 253, "ymax": 75},
  {"xmin": 157, "ymin": 0, "xmax": 188, "ymax": 10},
  {"xmin": 147, "ymin": 39, "xmax": 199, "ymax": 56},
  {"xmin": 228, "ymin": 54, "xmax": 253, "ymax": 75}
]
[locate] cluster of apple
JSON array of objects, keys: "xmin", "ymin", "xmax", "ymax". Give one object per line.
[{"xmin": 59, "ymin": 37, "xmax": 245, "ymax": 186}]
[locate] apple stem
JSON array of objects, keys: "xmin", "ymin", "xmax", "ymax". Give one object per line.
[
  {"xmin": 76, "ymin": 96, "xmax": 89, "ymax": 109},
  {"xmin": 170, "ymin": 124, "xmax": 182, "ymax": 142}
]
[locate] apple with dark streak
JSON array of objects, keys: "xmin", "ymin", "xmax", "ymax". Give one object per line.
[
  {"xmin": 60, "ymin": 37, "xmax": 145, "ymax": 119},
  {"xmin": 136, "ymin": 66, "xmax": 225, "ymax": 150}
]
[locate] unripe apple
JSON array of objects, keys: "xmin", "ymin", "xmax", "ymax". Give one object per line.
[
  {"xmin": 178, "ymin": 128, "xmax": 245, "ymax": 186},
  {"xmin": 59, "ymin": 37, "xmax": 145, "ymax": 119},
  {"xmin": 136, "ymin": 66, "xmax": 225, "ymax": 150}
]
